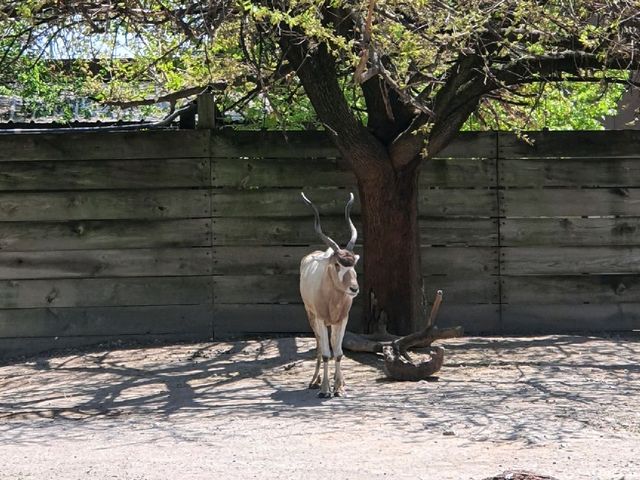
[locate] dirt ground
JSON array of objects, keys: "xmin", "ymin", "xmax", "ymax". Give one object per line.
[{"xmin": 0, "ymin": 334, "xmax": 639, "ymax": 480}]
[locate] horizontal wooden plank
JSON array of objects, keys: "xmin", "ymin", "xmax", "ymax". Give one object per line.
[
  {"xmin": 212, "ymin": 157, "xmax": 496, "ymax": 188},
  {"xmin": 498, "ymin": 131, "xmax": 640, "ymax": 159},
  {"xmin": 0, "ymin": 276, "xmax": 213, "ymax": 309},
  {"xmin": 211, "ymin": 130, "xmax": 338, "ymax": 158},
  {"xmin": 213, "ymin": 157, "xmax": 355, "ymax": 188},
  {"xmin": 501, "ymin": 304, "xmax": 640, "ymax": 334},
  {"xmin": 211, "ymin": 217, "xmax": 346, "ymax": 247},
  {"xmin": 213, "ymin": 218, "xmax": 497, "ymax": 247},
  {"xmin": 213, "ymin": 304, "xmax": 313, "ymax": 336},
  {"xmin": 435, "ymin": 304, "xmax": 501, "ymax": 334},
  {"xmin": 213, "ymin": 246, "xmax": 309, "ymax": 275},
  {"xmin": 500, "ymin": 188, "xmax": 640, "ymax": 217},
  {"xmin": 0, "ymin": 247, "xmax": 212, "ymax": 279},
  {"xmin": 212, "ymin": 188, "xmax": 496, "ymax": 218},
  {"xmin": 0, "ymin": 158, "xmax": 208, "ymax": 191},
  {"xmin": 421, "ymin": 188, "xmax": 497, "ymax": 217},
  {"xmin": 0, "ymin": 331, "xmax": 211, "ymax": 361},
  {"xmin": 421, "ymin": 218, "xmax": 498, "ymax": 246},
  {"xmin": 499, "ymin": 158, "xmax": 640, "ymax": 187},
  {"xmin": 433, "ymin": 131, "xmax": 497, "ymax": 159},
  {"xmin": 0, "ymin": 189, "xmax": 210, "ymax": 221},
  {"xmin": 501, "ymin": 218, "xmax": 640, "ymax": 246},
  {"xmin": 423, "ymin": 247, "xmax": 499, "ymax": 275},
  {"xmin": 0, "ymin": 130, "xmax": 209, "ymax": 161},
  {"xmin": 212, "ymin": 189, "xmax": 357, "ymax": 218},
  {"xmin": 212, "ymin": 245, "xmax": 497, "ymax": 275},
  {"xmin": 214, "ymin": 275, "xmax": 302, "ymax": 303},
  {"xmin": 213, "ymin": 274, "xmax": 498, "ymax": 304},
  {"xmin": 213, "ymin": 303, "xmax": 499, "ymax": 337},
  {"xmin": 502, "ymin": 275, "xmax": 640, "ymax": 304},
  {"xmin": 0, "ymin": 304, "xmax": 212, "ymax": 339},
  {"xmin": 212, "ymin": 217, "xmax": 356, "ymax": 246},
  {"xmin": 0, "ymin": 218, "xmax": 211, "ymax": 252},
  {"xmin": 501, "ymin": 246, "xmax": 640, "ymax": 275},
  {"xmin": 424, "ymin": 276, "xmax": 499, "ymax": 303},
  {"xmin": 421, "ymin": 158, "xmax": 496, "ymax": 187}
]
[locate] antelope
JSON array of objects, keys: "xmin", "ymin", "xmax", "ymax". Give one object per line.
[{"xmin": 299, "ymin": 192, "xmax": 359, "ymax": 398}]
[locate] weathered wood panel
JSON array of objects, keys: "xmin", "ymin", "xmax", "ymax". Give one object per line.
[
  {"xmin": 0, "ymin": 130, "xmax": 210, "ymax": 161},
  {"xmin": 212, "ymin": 246, "xmax": 309, "ymax": 275},
  {"xmin": 212, "ymin": 157, "xmax": 355, "ymax": 188},
  {"xmin": 212, "ymin": 246, "xmax": 497, "ymax": 275},
  {"xmin": 420, "ymin": 188, "xmax": 497, "ymax": 217},
  {"xmin": 499, "ymin": 158, "xmax": 640, "ymax": 187},
  {"xmin": 211, "ymin": 188, "xmax": 496, "ymax": 218},
  {"xmin": 502, "ymin": 275, "xmax": 640, "ymax": 304},
  {"xmin": 421, "ymin": 158, "xmax": 496, "ymax": 187},
  {"xmin": 211, "ymin": 217, "xmax": 354, "ymax": 246},
  {"xmin": 0, "ymin": 247, "xmax": 212, "ymax": 279},
  {"xmin": 420, "ymin": 218, "xmax": 498, "ymax": 246},
  {"xmin": 501, "ymin": 217, "xmax": 640, "ymax": 246},
  {"xmin": 423, "ymin": 247, "xmax": 499, "ymax": 275},
  {"xmin": 436, "ymin": 132, "xmax": 497, "ymax": 158},
  {"xmin": 211, "ymin": 189, "xmax": 357, "ymax": 217},
  {"xmin": 0, "ymin": 305, "xmax": 212, "ymax": 339},
  {"xmin": 213, "ymin": 303, "xmax": 500, "ymax": 336},
  {"xmin": 498, "ymin": 131, "xmax": 640, "ymax": 159},
  {"xmin": 501, "ymin": 247, "xmax": 640, "ymax": 275},
  {"xmin": 212, "ymin": 304, "xmax": 312, "ymax": 336},
  {"xmin": 211, "ymin": 131, "xmax": 337, "ymax": 158},
  {"xmin": 210, "ymin": 130, "xmax": 495, "ymax": 159},
  {"xmin": 213, "ymin": 218, "xmax": 498, "ymax": 246},
  {"xmin": 212, "ymin": 157, "xmax": 496, "ymax": 188},
  {"xmin": 501, "ymin": 304, "xmax": 640, "ymax": 333},
  {"xmin": 0, "ymin": 219, "xmax": 211, "ymax": 251},
  {"xmin": 500, "ymin": 188, "xmax": 640, "ymax": 217},
  {"xmin": 436, "ymin": 304, "xmax": 501, "ymax": 334},
  {"xmin": 0, "ymin": 189, "xmax": 210, "ymax": 221},
  {"xmin": 0, "ymin": 276, "xmax": 213, "ymax": 309},
  {"xmin": 2, "ymin": 128, "xmax": 640, "ymax": 349},
  {"xmin": 213, "ymin": 274, "xmax": 498, "ymax": 304},
  {"xmin": 0, "ymin": 158, "xmax": 208, "ymax": 191}
]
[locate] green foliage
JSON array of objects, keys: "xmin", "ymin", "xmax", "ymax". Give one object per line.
[
  {"xmin": 465, "ymin": 81, "xmax": 627, "ymax": 131},
  {"xmin": 0, "ymin": 0, "xmax": 636, "ymax": 129}
]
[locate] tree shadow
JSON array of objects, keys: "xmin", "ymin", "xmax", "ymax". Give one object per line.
[{"xmin": 0, "ymin": 334, "xmax": 638, "ymax": 449}]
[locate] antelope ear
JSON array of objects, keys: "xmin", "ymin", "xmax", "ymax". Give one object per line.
[{"xmin": 354, "ymin": 255, "xmax": 360, "ymax": 264}]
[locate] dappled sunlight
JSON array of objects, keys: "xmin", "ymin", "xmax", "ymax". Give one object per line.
[{"xmin": 1, "ymin": 335, "xmax": 639, "ymax": 449}]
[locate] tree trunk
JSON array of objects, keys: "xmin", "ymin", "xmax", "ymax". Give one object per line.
[{"xmin": 354, "ymin": 157, "xmax": 425, "ymax": 336}]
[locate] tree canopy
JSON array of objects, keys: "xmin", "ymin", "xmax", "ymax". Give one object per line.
[{"xmin": 0, "ymin": 1, "xmax": 636, "ymax": 129}]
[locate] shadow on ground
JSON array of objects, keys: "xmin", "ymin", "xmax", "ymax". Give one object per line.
[{"xmin": 1, "ymin": 335, "xmax": 639, "ymax": 447}]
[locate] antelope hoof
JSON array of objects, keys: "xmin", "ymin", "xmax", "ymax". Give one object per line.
[
  {"xmin": 317, "ymin": 391, "xmax": 333, "ymax": 399},
  {"xmin": 308, "ymin": 382, "xmax": 320, "ymax": 390},
  {"xmin": 334, "ymin": 389, "xmax": 347, "ymax": 398}
]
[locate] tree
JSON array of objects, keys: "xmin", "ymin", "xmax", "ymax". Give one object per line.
[{"xmin": 2, "ymin": 1, "xmax": 640, "ymax": 337}]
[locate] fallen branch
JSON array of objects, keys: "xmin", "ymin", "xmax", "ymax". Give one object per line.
[
  {"xmin": 383, "ymin": 345, "xmax": 445, "ymax": 381},
  {"xmin": 343, "ymin": 289, "xmax": 463, "ymax": 381}
]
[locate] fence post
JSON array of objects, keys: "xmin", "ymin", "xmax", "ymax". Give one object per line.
[{"xmin": 197, "ymin": 91, "xmax": 216, "ymax": 129}]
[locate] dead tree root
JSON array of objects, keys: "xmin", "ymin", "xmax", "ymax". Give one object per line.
[{"xmin": 342, "ymin": 290, "xmax": 463, "ymax": 381}]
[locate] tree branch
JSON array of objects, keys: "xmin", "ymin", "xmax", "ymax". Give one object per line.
[
  {"xmin": 101, "ymin": 84, "xmax": 224, "ymax": 109},
  {"xmin": 277, "ymin": 22, "xmax": 386, "ymax": 174}
]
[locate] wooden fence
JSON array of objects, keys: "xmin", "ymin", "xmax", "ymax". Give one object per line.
[{"xmin": 1, "ymin": 129, "xmax": 639, "ymax": 359}]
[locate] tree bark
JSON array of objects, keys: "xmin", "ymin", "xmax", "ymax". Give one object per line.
[
  {"xmin": 279, "ymin": 24, "xmax": 427, "ymax": 336},
  {"xmin": 353, "ymin": 155, "xmax": 425, "ymax": 336}
]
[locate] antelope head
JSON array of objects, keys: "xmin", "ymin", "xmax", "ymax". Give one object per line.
[{"xmin": 301, "ymin": 192, "xmax": 360, "ymax": 297}]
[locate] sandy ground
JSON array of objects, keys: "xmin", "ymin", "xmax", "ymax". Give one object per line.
[{"xmin": 0, "ymin": 334, "xmax": 639, "ymax": 480}]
